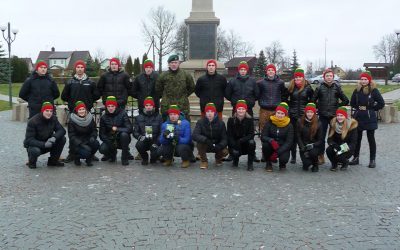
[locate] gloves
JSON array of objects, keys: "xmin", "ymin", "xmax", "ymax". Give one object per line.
[
  {"xmin": 47, "ymin": 137, "xmax": 56, "ymax": 144},
  {"xmin": 89, "ymin": 137, "xmax": 96, "ymax": 143},
  {"xmin": 305, "ymin": 143, "xmax": 314, "ymax": 151},
  {"xmin": 269, "ymin": 152, "xmax": 278, "ymax": 162},
  {"xmin": 44, "ymin": 141, "xmax": 53, "ymax": 148},
  {"xmin": 333, "ymin": 144, "xmax": 341, "ymax": 152},
  {"xmin": 270, "ymin": 139, "xmax": 279, "ymax": 151},
  {"xmin": 163, "ymin": 130, "xmax": 171, "ymax": 139}
]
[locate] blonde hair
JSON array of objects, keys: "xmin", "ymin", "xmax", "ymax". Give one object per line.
[
  {"xmin": 288, "ymin": 79, "xmax": 308, "ymax": 93},
  {"xmin": 329, "ymin": 117, "xmax": 350, "ymax": 140}
]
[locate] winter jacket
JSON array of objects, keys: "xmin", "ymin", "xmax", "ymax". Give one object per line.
[
  {"xmin": 261, "ymin": 120, "xmax": 294, "ymax": 155},
  {"xmin": 288, "ymin": 84, "xmax": 314, "ymax": 119},
  {"xmin": 24, "ymin": 113, "xmax": 66, "ymax": 149},
  {"xmin": 99, "ymin": 108, "xmax": 132, "ymax": 144},
  {"xmin": 258, "ymin": 75, "xmax": 288, "ymax": 109},
  {"xmin": 225, "ymin": 74, "xmax": 259, "ymax": 109},
  {"xmin": 192, "ymin": 115, "xmax": 227, "ymax": 150},
  {"xmin": 195, "ymin": 72, "xmax": 227, "ymax": 112},
  {"xmin": 61, "ymin": 74, "xmax": 100, "ymax": 112},
  {"xmin": 227, "ymin": 113, "xmax": 254, "ymax": 149},
  {"xmin": 97, "ymin": 69, "xmax": 132, "ymax": 107},
  {"xmin": 312, "ymin": 82, "xmax": 349, "ymax": 118},
  {"xmin": 68, "ymin": 117, "xmax": 98, "ymax": 148},
  {"xmin": 132, "ymin": 110, "xmax": 163, "ymax": 144},
  {"xmin": 296, "ymin": 119, "xmax": 324, "ymax": 151},
  {"xmin": 159, "ymin": 117, "xmax": 192, "ymax": 145},
  {"xmin": 350, "ymin": 88, "xmax": 385, "ymax": 131},
  {"xmin": 131, "ymin": 72, "xmax": 159, "ymax": 111},
  {"xmin": 19, "ymin": 72, "xmax": 60, "ymax": 114},
  {"xmin": 327, "ymin": 119, "xmax": 358, "ymax": 155}
]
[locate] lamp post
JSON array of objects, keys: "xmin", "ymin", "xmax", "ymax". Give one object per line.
[
  {"xmin": 395, "ymin": 29, "xmax": 400, "ymax": 74},
  {"xmin": 0, "ymin": 22, "xmax": 18, "ymax": 107},
  {"xmin": 324, "ymin": 38, "xmax": 328, "ymax": 69}
]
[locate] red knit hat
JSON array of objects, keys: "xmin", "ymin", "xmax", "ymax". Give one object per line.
[
  {"xmin": 74, "ymin": 60, "xmax": 86, "ymax": 70},
  {"xmin": 336, "ymin": 107, "xmax": 348, "ymax": 119},
  {"xmin": 168, "ymin": 105, "xmax": 180, "ymax": 115},
  {"xmin": 275, "ymin": 102, "xmax": 289, "ymax": 116},
  {"xmin": 204, "ymin": 103, "xmax": 216, "ymax": 113},
  {"xmin": 304, "ymin": 103, "xmax": 317, "ymax": 113},
  {"xmin": 359, "ymin": 71, "xmax": 372, "ymax": 83},
  {"xmin": 323, "ymin": 68, "xmax": 334, "ymax": 79},
  {"xmin": 41, "ymin": 102, "xmax": 53, "ymax": 113},
  {"xmin": 74, "ymin": 101, "xmax": 86, "ymax": 112},
  {"xmin": 238, "ymin": 61, "xmax": 249, "ymax": 71},
  {"xmin": 265, "ymin": 64, "xmax": 276, "ymax": 73},
  {"xmin": 35, "ymin": 61, "xmax": 48, "ymax": 71},
  {"xmin": 294, "ymin": 68, "xmax": 305, "ymax": 78},
  {"xmin": 143, "ymin": 96, "xmax": 155, "ymax": 107},
  {"xmin": 235, "ymin": 100, "xmax": 248, "ymax": 111},
  {"xmin": 110, "ymin": 58, "xmax": 121, "ymax": 67},
  {"xmin": 105, "ymin": 96, "xmax": 118, "ymax": 107},
  {"xmin": 143, "ymin": 59, "xmax": 154, "ymax": 69},
  {"xmin": 206, "ymin": 59, "xmax": 217, "ymax": 68}
]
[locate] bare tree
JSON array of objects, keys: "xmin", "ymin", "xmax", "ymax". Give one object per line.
[
  {"xmin": 93, "ymin": 48, "xmax": 106, "ymax": 62},
  {"xmin": 225, "ymin": 29, "xmax": 244, "ymax": 61},
  {"xmin": 242, "ymin": 42, "xmax": 255, "ymax": 57},
  {"xmin": 265, "ymin": 40, "xmax": 284, "ymax": 64},
  {"xmin": 142, "ymin": 6, "xmax": 177, "ymax": 72},
  {"xmin": 373, "ymin": 34, "xmax": 399, "ymax": 64},
  {"xmin": 216, "ymin": 27, "xmax": 228, "ymax": 61},
  {"xmin": 172, "ymin": 22, "xmax": 188, "ymax": 62},
  {"xmin": 114, "ymin": 51, "xmax": 129, "ymax": 65}
]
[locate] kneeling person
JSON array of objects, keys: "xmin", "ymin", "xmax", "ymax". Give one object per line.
[{"xmin": 24, "ymin": 102, "xmax": 66, "ymax": 168}]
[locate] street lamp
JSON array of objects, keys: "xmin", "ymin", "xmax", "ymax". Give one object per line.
[{"xmin": 0, "ymin": 22, "xmax": 18, "ymax": 107}]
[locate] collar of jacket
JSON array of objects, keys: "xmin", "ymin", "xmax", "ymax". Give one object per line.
[
  {"xmin": 264, "ymin": 75, "xmax": 279, "ymax": 81},
  {"xmin": 168, "ymin": 68, "xmax": 180, "ymax": 74},
  {"xmin": 32, "ymin": 71, "xmax": 50, "ymax": 79},
  {"xmin": 105, "ymin": 107, "xmax": 122, "ymax": 116},
  {"xmin": 236, "ymin": 73, "xmax": 249, "ymax": 81}
]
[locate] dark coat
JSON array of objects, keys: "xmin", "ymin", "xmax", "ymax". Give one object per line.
[
  {"xmin": 19, "ymin": 72, "xmax": 60, "ymax": 114},
  {"xmin": 225, "ymin": 74, "xmax": 259, "ymax": 109},
  {"xmin": 61, "ymin": 74, "xmax": 100, "ymax": 112},
  {"xmin": 312, "ymin": 82, "xmax": 349, "ymax": 118},
  {"xmin": 192, "ymin": 115, "xmax": 227, "ymax": 149},
  {"xmin": 132, "ymin": 110, "xmax": 163, "ymax": 144},
  {"xmin": 296, "ymin": 119, "xmax": 324, "ymax": 150},
  {"xmin": 350, "ymin": 88, "xmax": 385, "ymax": 131},
  {"xmin": 261, "ymin": 120, "xmax": 294, "ymax": 155},
  {"xmin": 99, "ymin": 108, "xmax": 132, "ymax": 144},
  {"xmin": 327, "ymin": 119, "xmax": 358, "ymax": 155},
  {"xmin": 24, "ymin": 113, "xmax": 66, "ymax": 149},
  {"xmin": 97, "ymin": 69, "xmax": 132, "ymax": 107},
  {"xmin": 258, "ymin": 75, "xmax": 289, "ymax": 110},
  {"xmin": 195, "ymin": 72, "xmax": 227, "ymax": 112},
  {"xmin": 288, "ymin": 84, "xmax": 314, "ymax": 119},
  {"xmin": 131, "ymin": 72, "xmax": 159, "ymax": 111},
  {"xmin": 68, "ymin": 117, "xmax": 98, "ymax": 147},
  {"xmin": 226, "ymin": 114, "xmax": 254, "ymax": 149}
]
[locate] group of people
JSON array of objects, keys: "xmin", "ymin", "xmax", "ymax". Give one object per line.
[{"xmin": 19, "ymin": 54, "xmax": 385, "ymax": 172}]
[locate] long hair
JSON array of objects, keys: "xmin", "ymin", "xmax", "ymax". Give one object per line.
[
  {"xmin": 356, "ymin": 80, "xmax": 377, "ymax": 95},
  {"xmin": 300, "ymin": 113, "xmax": 318, "ymax": 140},
  {"xmin": 288, "ymin": 78, "xmax": 308, "ymax": 93},
  {"xmin": 329, "ymin": 117, "xmax": 350, "ymax": 140}
]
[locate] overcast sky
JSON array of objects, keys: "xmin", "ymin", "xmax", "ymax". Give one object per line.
[{"xmin": 1, "ymin": 0, "xmax": 399, "ymax": 70}]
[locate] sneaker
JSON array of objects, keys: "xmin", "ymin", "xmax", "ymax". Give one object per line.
[
  {"xmin": 181, "ymin": 160, "xmax": 190, "ymax": 168},
  {"xmin": 163, "ymin": 159, "xmax": 173, "ymax": 166},
  {"xmin": 200, "ymin": 161, "xmax": 208, "ymax": 169},
  {"xmin": 265, "ymin": 162, "xmax": 273, "ymax": 172}
]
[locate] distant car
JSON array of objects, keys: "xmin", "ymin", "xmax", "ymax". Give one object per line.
[
  {"xmin": 309, "ymin": 74, "xmax": 341, "ymax": 85},
  {"xmin": 392, "ymin": 73, "xmax": 400, "ymax": 82}
]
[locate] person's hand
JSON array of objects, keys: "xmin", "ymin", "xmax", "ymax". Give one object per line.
[
  {"xmin": 47, "ymin": 137, "xmax": 56, "ymax": 144},
  {"xmin": 270, "ymin": 139, "xmax": 279, "ymax": 151},
  {"xmin": 163, "ymin": 130, "xmax": 171, "ymax": 139},
  {"xmin": 112, "ymin": 126, "xmax": 117, "ymax": 132},
  {"xmin": 305, "ymin": 143, "xmax": 314, "ymax": 151}
]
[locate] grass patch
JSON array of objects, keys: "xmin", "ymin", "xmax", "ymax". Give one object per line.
[
  {"xmin": 311, "ymin": 84, "xmax": 400, "ymax": 100},
  {"xmin": 0, "ymin": 83, "xmax": 65, "ymax": 104},
  {"xmin": 0, "ymin": 100, "xmax": 12, "ymax": 111},
  {"xmin": 395, "ymin": 100, "xmax": 400, "ymax": 111}
]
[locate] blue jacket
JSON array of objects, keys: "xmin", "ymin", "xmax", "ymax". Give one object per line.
[{"xmin": 159, "ymin": 118, "xmax": 192, "ymax": 145}]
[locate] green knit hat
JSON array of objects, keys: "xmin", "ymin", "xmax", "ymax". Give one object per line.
[
  {"xmin": 294, "ymin": 68, "xmax": 304, "ymax": 78},
  {"xmin": 105, "ymin": 96, "xmax": 118, "ymax": 106},
  {"xmin": 275, "ymin": 102, "xmax": 289, "ymax": 115},
  {"xmin": 167, "ymin": 54, "xmax": 179, "ymax": 63}
]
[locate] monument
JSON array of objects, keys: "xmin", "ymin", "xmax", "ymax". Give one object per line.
[{"xmin": 180, "ymin": 0, "xmax": 225, "ymax": 79}]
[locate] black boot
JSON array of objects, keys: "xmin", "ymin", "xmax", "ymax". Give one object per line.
[
  {"xmin": 340, "ymin": 160, "xmax": 349, "ymax": 170},
  {"xmin": 127, "ymin": 151, "xmax": 134, "ymax": 160},
  {"xmin": 265, "ymin": 161, "xmax": 273, "ymax": 172},
  {"xmin": 74, "ymin": 158, "xmax": 81, "ymax": 166},
  {"xmin": 368, "ymin": 160, "xmax": 376, "ymax": 168},
  {"xmin": 290, "ymin": 148, "xmax": 296, "ymax": 164},
  {"xmin": 63, "ymin": 154, "xmax": 74, "ymax": 163},
  {"xmin": 279, "ymin": 163, "xmax": 286, "ymax": 171},
  {"xmin": 349, "ymin": 156, "xmax": 359, "ymax": 165},
  {"xmin": 247, "ymin": 154, "xmax": 254, "ymax": 171},
  {"xmin": 253, "ymin": 155, "xmax": 261, "ymax": 163},
  {"xmin": 330, "ymin": 163, "xmax": 338, "ymax": 171},
  {"xmin": 47, "ymin": 157, "xmax": 65, "ymax": 167},
  {"xmin": 232, "ymin": 157, "xmax": 239, "ymax": 167},
  {"xmin": 86, "ymin": 158, "xmax": 93, "ymax": 167},
  {"xmin": 311, "ymin": 163, "xmax": 319, "ymax": 172},
  {"xmin": 101, "ymin": 155, "xmax": 109, "ymax": 161},
  {"xmin": 121, "ymin": 150, "xmax": 129, "ymax": 166},
  {"xmin": 92, "ymin": 155, "xmax": 99, "ymax": 161},
  {"xmin": 28, "ymin": 162, "xmax": 37, "ymax": 169},
  {"xmin": 302, "ymin": 164, "xmax": 309, "ymax": 171}
]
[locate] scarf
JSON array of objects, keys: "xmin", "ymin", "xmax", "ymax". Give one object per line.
[
  {"xmin": 335, "ymin": 118, "xmax": 352, "ymax": 134},
  {"xmin": 74, "ymin": 73, "xmax": 88, "ymax": 81},
  {"xmin": 270, "ymin": 115, "xmax": 290, "ymax": 128},
  {"xmin": 70, "ymin": 112, "xmax": 93, "ymax": 127}
]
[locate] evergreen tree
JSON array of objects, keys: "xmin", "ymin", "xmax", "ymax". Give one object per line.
[
  {"xmin": 290, "ymin": 49, "xmax": 300, "ymax": 75},
  {"xmin": 141, "ymin": 53, "xmax": 148, "ymax": 72},
  {"xmin": 125, "ymin": 56, "xmax": 134, "ymax": 76},
  {"xmin": 253, "ymin": 50, "xmax": 267, "ymax": 79},
  {"xmin": 85, "ymin": 57, "xmax": 100, "ymax": 77},
  {"xmin": 11, "ymin": 56, "xmax": 29, "ymax": 82},
  {"xmin": 133, "ymin": 57, "xmax": 141, "ymax": 77},
  {"xmin": 0, "ymin": 43, "xmax": 10, "ymax": 84}
]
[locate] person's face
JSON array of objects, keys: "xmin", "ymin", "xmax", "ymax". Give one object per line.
[
  {"xmin": 336, "ymin": 113, "xmax": 346, "ymax": 123},
  {"xmin": 169, "ymin": 113, "xmax": 179, "ymax": 122},
  {"xmin": 42, "ymin": 109, "xmax": 53, "ymax": 119},
  {"xmin": 144, "ymin": 103, "xmax": 154, "ymax": 112},
  {"xmin": 239, "ymin": 68, "xmax": 247, "ymax": 76},
  {"xmin": 77, "ymin": 107, "xmax": 87, "ymax": 117},
  {"xmin": 37, "ymin": 66, "xmax": 47, "ymax": 75},
  {"xmin": 75, "ymin": 65, "xmax": 85, "ymax": 75},
  {"xmin": 295, "ymin": 76, "xmax": 303, "ymax": 85},
  {"xmin": 169, "ymin": 61, "xmax": 180, "ymax": 71},
  {"xmin": 236, "ymin": 107, "xmax": 246, "ymax": 117},
  {"xmin": 360, "ymin": 77, "xmax": 370, "ymax": 86},
  {"xmin": 107, "ymin": 104, "xmax": 116, "ymax": 113},
  {"xmin": 324, "ymin": 72, "xmax": 334, "ymax": 83},
  {"xmin": 145, "ymin": 67, "xmax": 153, "ymax": 75},
  {"xmin": 306, "ymin": 110, "xmax": 315, "ymax": 120},
  {"xmin": 275, "ymin": 110, "xmax": 286, "ymax": 119},
  {"xmin": 266, "ymin": 68, "xmax": 276, "ymax": 78},
  {"xmin": 205, "ymin": 110, "xmax": 215, "ymax": 120},
  {"xmin": 110, "ymin": 62, "xmax": 119, "ymax": 71},
  {"xmin": 207, "ymin": 63, "xmax": 216, "ymax": 75}
]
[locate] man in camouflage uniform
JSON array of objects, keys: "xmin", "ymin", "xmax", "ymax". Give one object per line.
[{"xmin": 156, "ymin": 54, "xmax": 195, "ymax": 121}]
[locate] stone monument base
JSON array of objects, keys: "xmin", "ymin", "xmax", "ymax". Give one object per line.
[{"xmin": 180, "ymin": 59, "xmax": 226, "ymax": 80}]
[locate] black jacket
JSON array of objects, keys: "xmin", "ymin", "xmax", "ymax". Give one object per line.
[
  {"xmin": 261, "ymin": 121, "xmax": 294, "ymax": 155},
  {"xmin": 227, "ymin": 114, "xmax": 254, "ymax": 149},
  {"xmin": 195, "ymin": 72, "xmax": 227, "ymax": 112},
  {"xmin": 312, "ymin": 82, "xmax": 349, "ymax": 118},
  {"xmin": 97, "ymin": 69, "xmax": 132, "ymax": 107},
  {"xmin": 296, "ymin": 119, "xmax": 324, "ymax": 150},
  {"xmin": 132, "ymin": 110, "xmax": 163, "ymax": 144},
  {"xmin": 258, "ymin": 75, "xmax": 288, "ymax": 109},
  {"xmin": 68, "ymin": 117, "xmax": 98, "ymax": 147},
  {"xmin": 192, "ymin": 115, "xmax": 227, "ymax": 149},
  {"xmin": 225, "ymin": 74, "xmax": 259, "ymax": 109},
  {"xmin": 328, "ymin": 119, "xmax": 358, "ymax": 155},
  {"xmin": 61, "ymin": 74, "xmax": 100, "ymax": 112},
  {"xmin": 288, "ymin": 84, "xmax": 314, "ymax": 119},
  {"xmin": 19, "ymin": 72, "xmax": 60, "ymax": 114},
  {"xmin": 350, "ymin": 88, "xmax": 385, "ymax": 131},
  {"xmin": 24, "ymin": 113, "xmax": 66, "ymax": 149},
  {"xmin": 99, "ymin": 108, "xmax": 132, "ymax": 144},
  {"xmin": 131, "ymin": 72, "xmax": 159, "ymax": 111}
]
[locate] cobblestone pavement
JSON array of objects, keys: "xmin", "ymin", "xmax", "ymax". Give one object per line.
[{"xmin": 1, "ymin": 110, "xmax": 400, "ymax": 249}]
